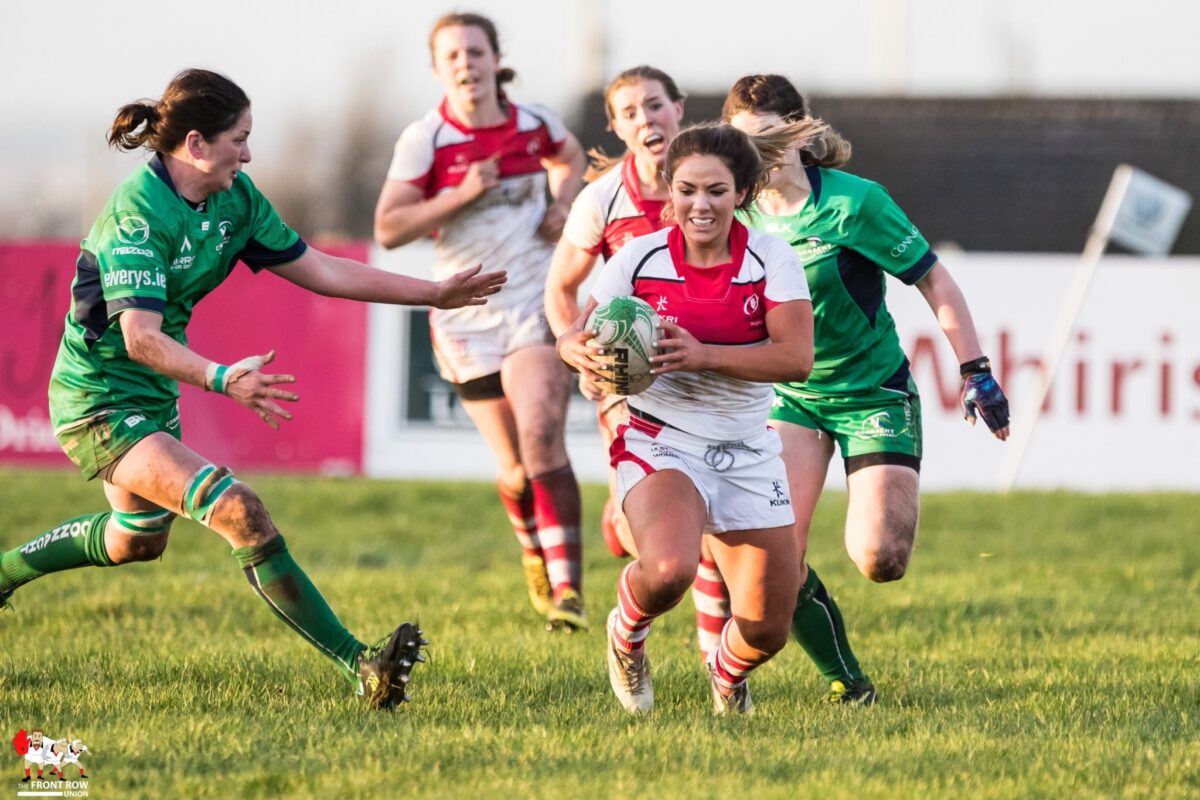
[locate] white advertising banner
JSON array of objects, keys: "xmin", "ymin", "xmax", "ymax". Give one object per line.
[{"xmin": 365, "ymin": 247, "xmax": 1200, "ymax": 491}]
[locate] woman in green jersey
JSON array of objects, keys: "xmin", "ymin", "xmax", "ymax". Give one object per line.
[
  {"xmin": 0, "ymin": 69, "xmax": 505, "ymax": 710},
  {"xmin": 724, "ymin": 74, "xmax": 1010, "ymax": 704}
]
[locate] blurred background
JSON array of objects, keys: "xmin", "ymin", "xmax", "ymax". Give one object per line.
[{"xmin": 1, "ymin": 0, "xmax": 1197, "ymax": 488}]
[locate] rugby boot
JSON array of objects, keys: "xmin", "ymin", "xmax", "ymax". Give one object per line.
[
  {"xmin": 828, "ymin": 679, "xmax": 877, "ymax": 706},
  {"xmin": 546, "ymin": 587, "xmax": 589, "ymax": 632},
  {"xmin": 606, "ymin": 608, "xmax": 653, "ymax": 713},
  {"xmin": 357, "ymin": 622, "xmax": 428, "ymax": 710},
  {"xmin": 521, "ymin": 554, "xmax": 554, "ymax": 616},
  {"xmin": 709, "ymin": 670, "xmax": 754, "ymax": 716}
]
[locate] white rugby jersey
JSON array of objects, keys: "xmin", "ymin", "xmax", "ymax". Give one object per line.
[
  {"xmin": 590, "ymin": 221, "xmax": 810, "ymax": 441},
  {"xmin": 387, "ymin": 99, "xmax": 567, "ymax": 311},
  {"xmin": 562, "ymin": 156, "xmax": 665, "ymax": 261}
]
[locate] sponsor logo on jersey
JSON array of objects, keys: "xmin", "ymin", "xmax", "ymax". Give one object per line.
[
  {"xmin": 171, "ymin": 236, "xmax": 194, "ymax": 270},
  {"xmin": 743, "ymin": 294, "xmax": 760, "ymax": 315},
  {"xmin": 123, "ymin": 414, "xmax": 146, "ymax": 428},
  {"xmin": 102, "ymin": 269, "xmax": 167, "ymax": 291},
  {"xmin": 215, "ymin": 220, "xmax": 233, "ymax": 252},
  {"xmin": 110, "ymin": 246, "xmax": 154, "ymax": 257},
  {"xmin": 115, "ymin": 214, "xmax": 150, "ymax": 245},
  {"xmin": 649, "ymin": 444, "xmax": 680, "ymax": 461},
  {"xmin": 201, "ymin": 221, "xmax": 210, "ymax": 231},
  {"xmin": 795, "ymin": 236, "xmax": 835, "ymax": 261},
  {"xmin": 769, "ymin": 480, "xmax": 790, "ymax": 507},
  {"xmin": 526, "ymin": 138, "xmax": 541, "ymax": 156},
  {"xmin": 890, "ymin": 225, "xmax": 921, "ymax": 257},
  {"xmin": 655, "ymin": 296, "xmax": 669, "ymax": 313}
]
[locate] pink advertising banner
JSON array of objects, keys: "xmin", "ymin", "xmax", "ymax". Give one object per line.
[{"xmin": 0, "ymin": 241, "xmax": 368, "ymax": 473}]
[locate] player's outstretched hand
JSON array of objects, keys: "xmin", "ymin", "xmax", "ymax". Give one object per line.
[
  {"xmin": 650, "ymin": 320, "xmax": 706, "ymax": 375},
  {"xmin": 961, "ymin": 370, "xmax": 1010, "ymax": 440},
  {"xmin": 224, "ymin": 350, "xmax": 299, "ymax": 429},
  {"xmin": 434, "ymin": 264, "xmax": 507, "ymax": 309}
]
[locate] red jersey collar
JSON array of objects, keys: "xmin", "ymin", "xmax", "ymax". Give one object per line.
[
  {"xmin": 667, "ymin": 218, "xmax": 748, "ymax": 271},
  {"xmin": 437, "ymin": 97, "xmax": 516, "ymax": 135}
]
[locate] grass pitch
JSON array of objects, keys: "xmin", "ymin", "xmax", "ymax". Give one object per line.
[{"xmin": 0, "ymin": 469, "xmax": 1197, "ymax": 799}]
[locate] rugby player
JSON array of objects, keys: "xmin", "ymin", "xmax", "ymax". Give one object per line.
[
  {"xmin": 374, "ymin": 13, "xmax": 588, "ymax": 631},
  {"xmin": 558, "ymin": 122, "xmax": 821, "ymax": 714},
  {"xmin": 725, "ymin": 74, "xmax": 1011, "ymax": 704},
  {"xmin": 0, "ymin": 69, "xmax": 504, "ymax": 710}
]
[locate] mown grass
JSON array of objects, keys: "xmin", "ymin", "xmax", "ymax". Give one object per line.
[{"xmin": 0, "ymin": 469, "xmax": 1197, "ymax": 799}]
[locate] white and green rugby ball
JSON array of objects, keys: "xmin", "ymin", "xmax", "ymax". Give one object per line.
[{"xmin": 586, "ymin": 296, "xmax": 661, "ymax": 396}]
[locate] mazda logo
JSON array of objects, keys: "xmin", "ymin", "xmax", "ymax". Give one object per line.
[{"xmin": 116, "ymin": 214, "xmax": 150, "ymax": 245}]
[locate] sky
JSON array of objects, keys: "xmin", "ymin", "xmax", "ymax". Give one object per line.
[{"xmin": 1, "ymin": 0, "xmax": 1197, "ymax": 236}]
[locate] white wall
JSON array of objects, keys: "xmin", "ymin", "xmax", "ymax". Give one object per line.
[{"xmin": 364, "ymin": 246, "xmax": 1200, "ymax": 490}]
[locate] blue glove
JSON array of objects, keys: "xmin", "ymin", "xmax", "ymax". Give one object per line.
[{"xmin": 960, "ymin": 358, "xmax": 1009, "ymax": 433}]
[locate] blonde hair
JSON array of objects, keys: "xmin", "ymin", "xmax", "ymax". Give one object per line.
[
  {"xmin": 661, "ymin": 121, "xmax": 829, "ymax": 222},
  {"xmin": 722, "ymin": 74, "xmax": 851, "ymax": 168}
]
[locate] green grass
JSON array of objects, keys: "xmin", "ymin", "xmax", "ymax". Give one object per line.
[{"xmin": 1, "ymin": 469, "xmax": 1198, "ymax": 799}]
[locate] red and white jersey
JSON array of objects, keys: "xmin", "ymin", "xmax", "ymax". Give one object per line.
[
  {"xmin": 562, "ymin": 156, "xmax": 666, "ymax": 261},
  {"xmin": 591, "ymin": 221, "xmax": 811, "ymax": 440},
  {"xmin": 387, "ymin": 99, "xmax": 568, "ymax": 312}
]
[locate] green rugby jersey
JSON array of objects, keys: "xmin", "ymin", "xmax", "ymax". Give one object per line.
[
  {"xmin": 741, "ymin": 166, "xmax": 936, "ymax": 396},
  {"xmin": 48, "ymin": 155, "xmax": 307, "ymax": 428}
]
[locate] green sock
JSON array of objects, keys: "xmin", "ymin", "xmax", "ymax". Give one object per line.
[
  {"xmin": 232, "ymin": 535, "xmax": 365, "ymax": 688},
  {"xmin": 0, "ymin": 513, "xmax": 115, "ymax": 594},
  {"xmin": 791, "ymin": 566, "xmax": 868, "ymax": 685}
]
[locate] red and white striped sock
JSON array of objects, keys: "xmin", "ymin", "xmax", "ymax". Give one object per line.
[
  {"xmin": 531, "ymin": 465, "xmax": 582, "ymax": 599},
  {"xmin": 709, "ymin": 619, "xmax": 761, "ymax": 692},
  {"xmin": 497, "ymin": 481, "xmax": 541, "ymax": 559},
  {"xmin": 693, "ymin": 557, "xmax": 732, "ymax": 662},
  {"xmin": 612, "ymin": 562, "xmax": 660, "ymax": 652}
]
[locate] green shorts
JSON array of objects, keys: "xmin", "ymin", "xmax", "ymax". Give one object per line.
[
  {"xmin": 769, "ymin": 376, "xmax": 922, "ymax": 475},
  {"xmin": 55, "ymin": 404, "xmax": 181, "ymax": 481}
]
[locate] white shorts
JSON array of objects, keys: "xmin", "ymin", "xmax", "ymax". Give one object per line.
[
  {"xmin": 611, "ymin": 415, "xmax": 795, "ymax": 534},
  {"xmin": 429, "ymin": 290, "xmax": 552, "ymax": 384}
]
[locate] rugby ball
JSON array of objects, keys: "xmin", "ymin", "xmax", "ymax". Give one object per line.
[{"xmin": 586, "ymin": 296, "xmax": 661, "ymax": 395}]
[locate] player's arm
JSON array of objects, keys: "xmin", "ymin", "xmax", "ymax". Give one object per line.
[
  {"xmin": 119, "ymin": 310, "xmax": 298, "ymax": 429},
  {"xmin": 538, "ymin": 134, "xmax": 586, "ymax": 241},
  {"xmin": 373, "ymin": 160, "xmax": 498, "ymax": 249},
  {"xmin": 915, "ymin": 261, "xmax": 1010, "ymax": 439},
  {"xmin": 545, "ymin": 239, "xmax": 599, "ymax": 337},
  {"xmin": 270, "ymin": 247, "xmax": 505, "ymax": 309},
  {"xmin": 652, "ymin": 300, "xmax": 814, "ymax": 382}
]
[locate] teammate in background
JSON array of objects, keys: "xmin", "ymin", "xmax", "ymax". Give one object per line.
[
  {"xmin": 0, "ymin": 69, "xmax": 504, "ymax": 710},
  {"xmin": 725, "ymin": 74, "xmax": 1010, "ymax": 704},
  {"xmin": 375, "ymin": 12, "xmax": 588, "ymax": 631},
  {"xmin": 43, "ymin": 739, "xmax": 66, "ymax": 781},
  {"xmin": 545, "ymin": 65, "xmax": 683, "ymax": 556},
  {"xmin": 558, "ymin": 122, "xmax": 818, "ymax": 714}
]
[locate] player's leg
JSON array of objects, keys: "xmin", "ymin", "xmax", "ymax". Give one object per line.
[
  {"xmin": 597, "ymin": 396, "xmax": 635, "ymax": 558},
  {"xmin": 844, "ymin": 463, "xmax": 920, "ymax": 582},
  {"xmin": 457, "ymin": 384, "xmax": 553, "ymax": 617},
  {"xmin": 774, "ymin": 418, "xmax": 873, "ymax": 697},
  {"xmin": 840, "ymin": 383, "xmax": 924, "ymax": 583},
  {"xmin": 108, "ymin": 433, "xmax": 422, "ymax": 706},
  {"xmin": 501, "ymin": 344, "xmax": 585, "ymax": 628},
  {"xmin": 692, "ymin": 535, "xmax": 730, "ymax": 663},
  {"xmin": 706, "ymin": 524, "xmax": 802, "ymax": 712},
  {"xmin": 607, "ymin": 466, "xmax": 707, "ymax": 712}
]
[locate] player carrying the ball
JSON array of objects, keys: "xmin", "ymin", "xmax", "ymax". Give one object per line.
[
  {"xmin": 724, "ymin": 74, "xmax": 1011, "ymax": 704},
  {"xmin": 0, "ymin": 69, "xmax": 504, "ymax": 709},
  {"xmin": 374, "ymin": 12, "xmax": 589, "ymax": 631},
  {"xmin": 558, "ymin": 121, "xmax": 821, "ymax": 714}
]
